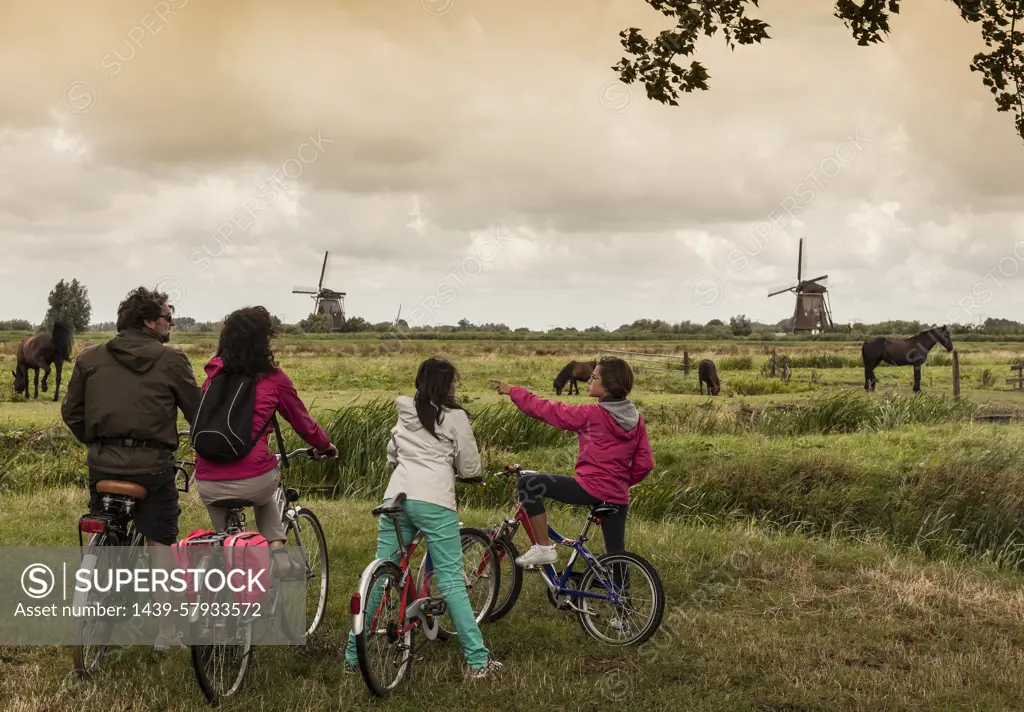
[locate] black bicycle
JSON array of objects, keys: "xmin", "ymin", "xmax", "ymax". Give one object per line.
[{"xmin": 71, "ymin": 433, "xmax": 194, "ymax": 677}]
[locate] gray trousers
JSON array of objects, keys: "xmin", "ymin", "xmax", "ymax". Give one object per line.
[{"xmin": 196, "ymin": 466, "xmax": 287, "ymax": 542}]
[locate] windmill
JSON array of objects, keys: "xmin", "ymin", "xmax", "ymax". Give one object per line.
[
  {"xmin": 767, "ymin": 238, "xmax": 833, "ymax": 333},
  {"xmin": 292, "ymin": 251, "xmax": 346, "ymax": 331}
]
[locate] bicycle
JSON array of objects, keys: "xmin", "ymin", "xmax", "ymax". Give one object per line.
[
  {"xmin": 71, "ymin": 442, "xmax": 194, "ymax": 677},
  {"xmin": 184, "ymin": 445, "xmax": 333, "ymax": 705},
  {"xmin": 479, "ymin": 465, "xmax": 665, "ymax": 647},
  {"xmin": 349, "ymin": 479, "xmax": 501, "ymax": 698}
]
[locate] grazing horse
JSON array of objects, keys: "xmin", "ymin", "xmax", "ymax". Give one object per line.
[
  {"xmin": 698, "ymin": 358, "xmax": 720, "ymax": 396},
  {"xmin": 862, "ymin": 324, "xmax": 953, "ymax": 393},
  {"xmin": 553, "ymin": 359, "xmax": 597, "ymax": 396},
  {"xmin": 12, "ymin": 323, "xmax": 74, "ymax": 402}
]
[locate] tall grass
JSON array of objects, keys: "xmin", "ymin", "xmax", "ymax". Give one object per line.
[{"xmin": 10, "ymin": 392, "xmax": 1021, "ymax": 568}]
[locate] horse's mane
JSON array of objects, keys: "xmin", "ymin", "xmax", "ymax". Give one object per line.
[{"xmin": 554, "ymin": 360, "xmax": 576, "ymax": 385}]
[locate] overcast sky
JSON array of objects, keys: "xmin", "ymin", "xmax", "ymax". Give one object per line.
[{"xmin": 1, "ymin": 0, "xmax": 1023, "ymax": 330}]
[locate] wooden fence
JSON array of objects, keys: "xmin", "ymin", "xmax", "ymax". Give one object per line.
[{"xmin": 598, "ymin": 349, "xmax": 691, "ymax": 375}]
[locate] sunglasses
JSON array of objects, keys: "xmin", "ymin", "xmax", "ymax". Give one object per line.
[{"xmin": 157, "ymin": 312, "xmax": 174, "ymax": 326}]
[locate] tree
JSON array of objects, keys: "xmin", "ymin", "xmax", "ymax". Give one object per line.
[
  {"xmin": 615, "ymin": 1, "xmax": 1024, "ymax": 142},
  {"xmin": 300, "ymin": 313, "xmax": 332, "ymax": 333},
  {"xmin": 0, "ymin": 318, "xmax": 33, "ymax": 331},
  {"xmin": 730, "ymin": 314, "xmax": 753, "ymax": 336},
  {"xmin": 42, "ymin": 278, "xmax": 91, "ymax": 332},
  {"xmin": 174, "ymin": 316, "xmax": 197, "ymax": 331}
]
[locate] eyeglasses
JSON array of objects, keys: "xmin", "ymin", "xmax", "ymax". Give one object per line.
[
  {"xmin": 587, "ymin": 373, "xmax": 599, "ymax": 382},
  {"xmin": 157, "ymin": 313, "xmax": 174, "ymax": 326}
]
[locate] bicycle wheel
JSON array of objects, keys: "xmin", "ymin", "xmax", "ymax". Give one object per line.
[
  {"xmin": 72, "ymin": 533, "xmax": 119, "ymax": 677},
  {"xmin": 281, "ymin": 507, "xmax": 329, "ymax": 640},
  {"xmin": 415, "ymin": 527, "xmax": 500, "ymax": 640},
  {"xmin": 190, "ymin": 554, "xmax": 253, "ymax": 704},
  {"xmin": 353, "ymin": 560, "xmax": 412, "ymax": 698},
  {"xmin": 485, "ymin": 535, "xmax": 522, "ymax": 623},
  {"xmin": 576, "ymin": 551, "xmax": 665, "ymax": 646}
]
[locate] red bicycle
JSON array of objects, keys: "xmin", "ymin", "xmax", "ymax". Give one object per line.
[{"xmin": 349, "ymin": 483, "xmax": 501, "ymax": 698}]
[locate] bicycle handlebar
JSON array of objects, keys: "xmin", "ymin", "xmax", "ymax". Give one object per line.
[{"xmin": 276, "ymin": 447, "xmax": 338, "ymax": 462}]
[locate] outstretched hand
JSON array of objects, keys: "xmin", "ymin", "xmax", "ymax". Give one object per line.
[{"xmin": 488, "ymin": 379, "xmax": 513, "ymax": 396}]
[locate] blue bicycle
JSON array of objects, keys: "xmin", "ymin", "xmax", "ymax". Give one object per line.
[{"xmin": 480, "ymin": 465, "xmax": 665, "ymax": 646}]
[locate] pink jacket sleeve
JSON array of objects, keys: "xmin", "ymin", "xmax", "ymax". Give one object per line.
[
  {"xmin": 627, "ymin": 417, "xmax": 655, "ymax": 485},
  {"xmin": 274, "ymin": 369, "xmax": 332, "ymax": 451},
  {"xmin": 509, "ymin": 386, "xmax": 593, "ymax": 431}
]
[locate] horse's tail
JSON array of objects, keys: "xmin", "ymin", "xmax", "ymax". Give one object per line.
[{"xmin": 51, "ymin": 322, "xmax": 74, "ymax": 363}]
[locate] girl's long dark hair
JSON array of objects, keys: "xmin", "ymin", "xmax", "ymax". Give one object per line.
[
  {"xmin": 414, "ymin": 357, "xmax": 465, "ymax": 438},
  {"xmin": 216, "ymin": 306, "xmax": 278, "ymax": 377}
]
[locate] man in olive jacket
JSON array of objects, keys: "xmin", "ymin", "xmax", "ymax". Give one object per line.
[{"xmin": 61, "ymin": 286, "xmax": 201, "ymax": 648}]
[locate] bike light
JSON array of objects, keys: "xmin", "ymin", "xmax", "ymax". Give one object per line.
[
  {"xmin": 350, "ymin": 592, "xmax": 361, "ymax": 614},
  {"xmin": 80, "ymin": 518, "xmax": 107, "ymax": 534}
]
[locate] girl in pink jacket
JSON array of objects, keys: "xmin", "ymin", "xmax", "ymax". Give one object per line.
[{"xmin": 490, "ymin": 356, "xmax": 654, "ymax": 567}]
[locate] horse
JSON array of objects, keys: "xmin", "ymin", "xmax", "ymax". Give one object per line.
[
  {"xmin": 698, "ymin": 358, "xmax": 720, "ymax": 396},
  {"xmin": 862, "ymin": 324, "xmax": 953, "ymax": 393},
  {"xmin": 12, "ymin": 323, "xmax": 74, "ymax": 402},
  {"xmin": 553, "ymin": 359, "xmax": 597, "ymax": 396}
]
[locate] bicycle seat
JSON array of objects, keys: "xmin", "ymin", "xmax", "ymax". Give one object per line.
[
  {"xmin": 210, "ymin": 498, "xmax": 256, "ymax": 510},
  {"xmin": 590, "ymin": 503, "xmax": 620, "ymax": 517},
  {"xmin": 95, "ymin": 480, "xmax": 148, "ymax": 500},
  {"xmin": 372, "ymin": 492, "xmax": 407, "ymax": 517}
]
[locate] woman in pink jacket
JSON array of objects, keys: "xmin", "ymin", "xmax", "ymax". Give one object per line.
[
  {"xmin": 490, "ymin": 356, "xmax": 654, "ymax": 567},
  {"xmin": 193, "ymin": 307, "xmax": 337, "ymax": 577}
]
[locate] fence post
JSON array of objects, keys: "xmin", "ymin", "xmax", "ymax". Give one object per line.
[
  {"xmin": 684, "ymin": 351, "xmax": 690, "ymax": 377},
  {"xmin": 770, "ymin": 349, "xmax": 776, "ymax": 378},
  {"xmin": 952, "ymin": 350, "xmax": 960, "ymax": 398}
]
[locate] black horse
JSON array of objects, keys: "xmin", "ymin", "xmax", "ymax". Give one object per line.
[
  {"xmin": 862, "ymin": 325, "xmax": 953, "ymax": 393},
  {"xmin": 698, "ymin": 359, "xmax": 720, "ymax": 396},
  {"xmin": 553, "ymin": 359, "xmax": 596, "ymax": 396},
  {"xmin": 12, "ymin": 322, "xmax": 74, "ymax": 402}
]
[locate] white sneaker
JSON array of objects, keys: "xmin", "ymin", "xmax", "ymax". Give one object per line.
[{"xmin": 515, "ymin": 544, "xmax": 557, "ymax": 567}]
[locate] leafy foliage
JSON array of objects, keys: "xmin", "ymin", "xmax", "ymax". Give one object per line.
[
  {"xmin": 299, "ymin": 312, "xmax": 333, "ymax": 333},
  {"xmin": 616, "ymin": 0, "xmax": 1024, "ymax": 142},
  {"xmin": 41, "ymin": 278, "xmax": 91, "ymax": 332},
  {"xmin": 0, "ymin": 319, "xmax": 33, "ymax": 331}
]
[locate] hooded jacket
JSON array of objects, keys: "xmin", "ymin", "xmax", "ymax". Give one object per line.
[
  {"xmin": 381, "ymin": 395, "xmax": 481, "ymax": 511},
  {"xmin": 508, "ymin": 386, "xmax": 654, "ymax": 505},
  {"xmin": 61, "ymin": 327, "xmax": 201, "ymax": 475},
  {"xmin": 193, "ymin": 357, "xmax": 332, "ymax": 481}
]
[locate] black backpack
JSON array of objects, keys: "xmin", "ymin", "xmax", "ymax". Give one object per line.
[{"xmin": 190, "ymin": 370, "xmax": 288, "ymax": 465}]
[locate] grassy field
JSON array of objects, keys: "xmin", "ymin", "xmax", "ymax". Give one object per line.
[
  {"xmin": 4, "ymin": 490, "xmax": 1024, "ymax": 712},
  {"xmin": 4, "ymin": 334, "xmax": 1024, "ymax": 710}
]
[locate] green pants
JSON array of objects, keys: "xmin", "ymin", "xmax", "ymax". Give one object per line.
[{"xmin": 345, "ymin": 498, "xmax": 490, "ymax": 669}]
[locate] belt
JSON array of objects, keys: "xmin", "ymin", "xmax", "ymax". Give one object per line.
[{"xmin": 98, "ymin": 438, "xmax": 174, "ymax": 451}]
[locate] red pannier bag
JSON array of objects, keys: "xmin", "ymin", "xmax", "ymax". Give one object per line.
[
  {"xmin": 171, "ymin": 528, "xmax": 218, "ymax": 603},
  {"xmin": 223, "ymin": 531, "xmax": 271, "ymax": 606}
]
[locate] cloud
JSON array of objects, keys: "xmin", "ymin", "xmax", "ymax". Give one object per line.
[{"xmin": 1, "ymin": 0, "xmax": 1023, "ymax": 328}]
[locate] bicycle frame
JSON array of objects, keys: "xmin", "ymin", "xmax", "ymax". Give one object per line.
[
  {"xmin": 486, "ymin": 481, "xmax": 629, "ymax": 610},
  {"xmin": 353, "ymin": 515, "xmax": 440, "ymax": 644}
]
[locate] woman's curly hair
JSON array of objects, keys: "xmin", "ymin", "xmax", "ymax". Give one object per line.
[{"xmin": 216, "ymin": 306, "xmax": 278, "ymax": 376}]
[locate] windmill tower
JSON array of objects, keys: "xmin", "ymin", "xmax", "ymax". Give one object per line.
[
  {"xmin": 767, "ymin": 238, "xmax": 833, "ymax": 333},
  {"xmin": 292, "ymin": 251, "xmax": 346, "ymax": 331}
]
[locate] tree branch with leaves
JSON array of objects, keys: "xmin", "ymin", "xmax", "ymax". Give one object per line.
[{"xmin": 614, "ymin": 0, "xmax": 1024, "ymax": 141}]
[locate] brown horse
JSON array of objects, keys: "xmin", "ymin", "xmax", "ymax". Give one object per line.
[
  {"xmin": 13, "ymin": 323, "xmax": 74, "ymax": 402},
  {"xmin": 698, "ymin": 359, "xmax": 720, "ymax": 396},
  {"xmin": 553, "ymin": 359, "xmax": 596, "ymax": 396},
  {"xmin": 862, "ymin": 325, "xmax": 953, "ymax": 393}
]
